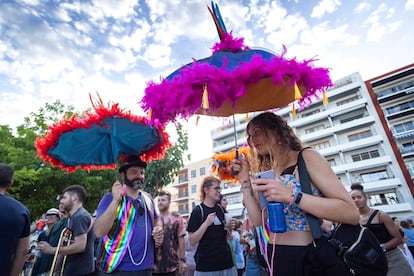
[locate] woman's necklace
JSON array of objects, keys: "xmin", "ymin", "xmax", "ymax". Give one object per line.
[{"xmin": 359, "ymin": 208, "xmax": 372, "ymax": 221}]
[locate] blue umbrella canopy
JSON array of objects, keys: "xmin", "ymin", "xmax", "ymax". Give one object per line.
[{"xmin": 35, "ymin": 102, "xmax": 171, "ymax": 172}]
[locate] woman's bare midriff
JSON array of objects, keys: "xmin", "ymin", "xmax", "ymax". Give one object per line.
[{"xmin": 269, "ymin": 230, "xmax": 314, "ymax": 246}]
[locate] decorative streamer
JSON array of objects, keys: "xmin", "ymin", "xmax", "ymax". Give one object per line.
[
  {"xmin": 202, "ymin": 83, "xmax": 209, "ymax": 110},
  {"xmin": 323, "ymin": 89, "xmax": 328, "ymax": 105}
]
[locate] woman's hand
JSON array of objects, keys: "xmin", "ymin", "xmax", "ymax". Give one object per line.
[
  {"xmin": 252, "ymin": 178, "xmax": 292, "ymax": 203},
  {"xmin": 231, "ymin": 156, "xmax": 250, "ymax": 181}
]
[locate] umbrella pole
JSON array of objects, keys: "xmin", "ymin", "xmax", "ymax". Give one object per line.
[
  {"xmin": 108, "ymin": 133, "xmax": 118, "ymax": 181},
  {"xmin": 231, "ymin": 115, "xmax": 239, "ymax": 176},
  {"xmin": 232, "ymin": 114, "xmax": 239, "ymax": 158}
]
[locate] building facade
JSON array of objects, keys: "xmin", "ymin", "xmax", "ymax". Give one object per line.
[
  {"xmin": 170, "ymin": 158, "xmax": 211, "ymax": 219},
  {"xmin": 365, "ymin": 64, "xmax": 414, "ymax": 195}
]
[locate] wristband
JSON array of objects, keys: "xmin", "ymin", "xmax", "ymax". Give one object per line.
[
  {"xmin": 294, "ymin": 192, "xmax": 303, "ymax": 205},
  {"xmin": 380, "ymin": 244, "xmax": 386, "ymax": 252}
]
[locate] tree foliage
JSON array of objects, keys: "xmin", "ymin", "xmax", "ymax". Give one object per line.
[
  {"xmin": 1, "ymin": 100, "xmax": 189, "ymax": 221},
  {"xmin": 145, "ymin": 123, "xmax": 190, "ymax": 195}
]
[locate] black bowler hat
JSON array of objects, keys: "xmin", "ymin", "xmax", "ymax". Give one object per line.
[{"xmin": 119, "ymin": 155, "xmax": 147, "ymax": 173}]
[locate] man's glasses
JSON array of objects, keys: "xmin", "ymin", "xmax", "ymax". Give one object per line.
[{"xmin": 210, "ymin": 186, "xmax": 222, "ymax": 191}]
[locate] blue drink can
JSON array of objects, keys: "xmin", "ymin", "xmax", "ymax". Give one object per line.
[{"xmin": 268, "ymin": 202, "xmax": 287, "ymax": 233}]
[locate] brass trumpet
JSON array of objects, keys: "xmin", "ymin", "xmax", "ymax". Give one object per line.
[
  {"xmin": 49, "ymin": 228, "xmax": 72, "ymax": 276},
  {"xmin": 28, "ymin": 239, "xmax": 39, "ymax": 276}
]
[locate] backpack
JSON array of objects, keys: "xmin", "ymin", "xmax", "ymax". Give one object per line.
[{"xmin": 298, "ymin": 148, "xmax": 388, "ymax": 276}]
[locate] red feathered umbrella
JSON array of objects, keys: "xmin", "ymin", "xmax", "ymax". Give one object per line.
[{"xmin": 35, "ymin": 100, "xmax": 171, "ymax": 173}]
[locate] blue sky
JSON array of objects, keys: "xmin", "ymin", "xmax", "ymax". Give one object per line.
[{"xmin": 1, "ymin": 0, "xmax": 413, "ymax": 162}]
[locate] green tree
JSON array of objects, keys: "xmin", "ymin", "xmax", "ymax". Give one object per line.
[{"xmin": 144, "ymin": 123, "xmax": 190, "ymax": 195}]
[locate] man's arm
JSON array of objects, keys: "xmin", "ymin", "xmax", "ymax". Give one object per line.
[
  {"xmin": 94, "ymin": 181, "xmax": 123, "ymax": 238},
  {"xmin": 9, "ymin": 236, "xmax": 29, "ymax": 276},
  {"xmin": 39, "ymin": 232, "xmax": 87, "ymax": 256},
  {"xmin": 94, "ymin": 200, "xmax": 119, "ymax": 238}
]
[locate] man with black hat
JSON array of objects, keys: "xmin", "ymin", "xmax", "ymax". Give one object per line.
[{"xmin": 94, "ymin": 155, "xmax": 163, "ymax": 276}]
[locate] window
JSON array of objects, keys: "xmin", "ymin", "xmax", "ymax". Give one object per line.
[
  {"xmin": 368, "ymin": 191, "xmax": 399, "ymax": 206},
  {"xmin": 407, "ymin": 161, "xmax": 414, "ymax": 177},
  {"xmin": 178, "ymin": 203, "xmax": 189, "ymax": 213},
  {"xmin": 394, "ymin": 121, "xmax": 414, "ymax": 133},
  {"xmin": 200, "ymin": 167, "xmax": 206, "ymax": 176},
  {"xmin": 191, "ymin": 184, "xmax": 197, "ymax": 193},
  {"xmin": 191, "ymin": 169, "xmax": 196, "ymax": 178},
  {"xmin": 377, "ymin": 80, "xmax": 414, "ymax": 98},
  {"xmin": 178, "ymin": 187, "xmax": 188, "ymax": 198},
  {"xmin": 178, "ymin": 173, "xmax": 188, "ymax": 183},
  {"xmin": 360, "ymin": 170, "xmax": 388, "ymax": 182},
  {"xmin": 351, "ymin": 150, "xmax": 380, "ymax": 162},
  {"xmin": 227, "ymin": 194, "xmax": 243, "ymax": 205},
  {"xmin": 311, "ymin": 141, "xmax": 330, "ymax": 150},
  {"xmin": 305, "ymin": 124, "xmax": 325, "ymax": 134},
  {"xmin": 340, "ymin": 113, "xmax": 364, "ymax": 124},
  {"xmin": 302, "ymin": 109, "xmax": 320, "ymax": 118},
  {"xmin": 348, "ymin": 130, "xmax": 372, "ymax": 142},
  {"xmin": 385, "ymin": 99, "xmax": 414, "ymax": 115},
  {"xmin": 336, "ymin": 94, "xmax": 360, "ymax": 106},
  {"xmin": 327, "ymin": 158, "xmax": 336, "ymax": 167},
  {"xmin": 401, "ymin": 142, "xmax": 414, "ymax": 154}
]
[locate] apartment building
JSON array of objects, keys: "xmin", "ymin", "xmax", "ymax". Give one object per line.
[
  {"xmin": 365, "ymin": 64, "xmax": 414, "ymax": 192},
  {"xmin": 170, "ymin": 157, "xmax": 211, "ymax": 219},
  {"xmin": 170, "ymin": 69, "xmax": 414, "ymax": 219}
]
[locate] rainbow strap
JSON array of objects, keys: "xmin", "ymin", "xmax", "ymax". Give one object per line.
[
  {"xmin": 97, "ymin": 192, "xmax": 155, "ymax": 273},
  {"xmin": 97, "ymin": 196, "xmax": 136, "ymax": 273},
  {"xmin": 257, "ymin": 222, "xmax": 270, "ymax": 257}
]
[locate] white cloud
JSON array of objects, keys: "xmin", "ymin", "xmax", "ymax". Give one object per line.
[
  {"xmin": 311, "ymin": 0, "xmax": 342, "ymax": 19},
  {"xmin": 365, "ymin": 3, "xmax": 402, "ymax": 42},
  {"xmin": 353, "ymin": 2, "xmax": 371, "ymax": 13},
  {"xmin": 405, "ymin": 0, "xmax": 414, "ymax": 10}
]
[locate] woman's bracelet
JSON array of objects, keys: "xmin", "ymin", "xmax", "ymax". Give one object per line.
[{"xmin": 240, "ymin": 179, "xmax": 252, "ymax": 193}]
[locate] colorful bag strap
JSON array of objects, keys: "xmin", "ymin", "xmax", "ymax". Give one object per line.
[{"xmin": 297, "ymin": 147, "xmax": 322, "ymax": 240}]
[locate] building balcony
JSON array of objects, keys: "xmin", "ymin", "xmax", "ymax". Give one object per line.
[
  {"xmin": 332, "ymin": 156, "xmax": 392, "ymax": 174},
  {"xmin": 172, "ymin": 196, "xmax": 190, "ymax": 202},
  {"xmin": 385, "ymin": 106, "xmax": 414, "ymax": 120},
  {"xmin": 378, "ymin": 86, "xmax": 414, "ymax": 103},
  {"xmin": 373, "ymin": 203, "xmax": 412, "ymax": 216},
  {"xmin": 394, "ymin": 130, "xmax": 414, "ymax": 140},
  {"xmin": 171, "ymin": 181, "xmax": 189, "ymax": 187},
  {"xmin": 226, "ymin": 202, "xmax": 245, "ymax": 218},
  {"xmin": 318, "ymin": 135, "xmax": 383, "ymax": 156},
  {"xmin": 290, "ymin": 98, "xmax": 367, "ymax": 128},
  {"xmin": 211, "ymin": 121, "xmax": 248, "ymax": 140},
  {"xmin": 300, "ymin": 116, "xmax": 375, "ymax": 143},
  {"xmin": 344, "ymin": 178, "xmax": 402, "ymax": 192},
  {"xmin": 212, "ymin": 138, "xmax": 247, "ymax": 153}
]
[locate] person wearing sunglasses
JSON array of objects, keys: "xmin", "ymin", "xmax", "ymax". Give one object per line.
[
  {"xmin": 31, "ymin": 207, "xmax": 66, "ymax": 276},
  {"xmin": 187, "ymin": 176, "xmax": 237, "ymax": 276},
  {"xmin": 94, "ymin": 155, "xmax": 163, "ymax": 276}
]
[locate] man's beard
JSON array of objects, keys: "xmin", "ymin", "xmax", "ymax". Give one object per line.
[{"xmin": 124, "ymin": 177, "xmax": 144, "ymax": 190}]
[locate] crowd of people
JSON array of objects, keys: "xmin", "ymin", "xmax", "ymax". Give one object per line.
[{"xmin": 1, "ymin": 112, "xmax": 414, "ymax": 276}]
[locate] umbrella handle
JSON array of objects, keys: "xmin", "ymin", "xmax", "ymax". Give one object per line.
[{"xmin": 231, "ymin": 149, "xmax": 239, "ymax": 176}]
